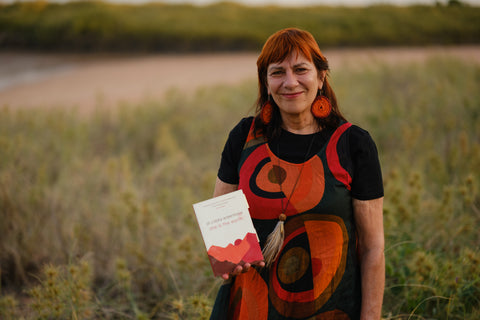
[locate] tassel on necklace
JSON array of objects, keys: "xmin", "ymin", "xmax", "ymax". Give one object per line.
[
  {"xmin": 262, "ymin": 132, "xmax": 316, "ymax": 267},
  {"xmin": 262, "ymin": 213, "xmax": 287, "ymax": 267}
]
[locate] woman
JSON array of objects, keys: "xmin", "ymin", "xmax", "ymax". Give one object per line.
[{"xmin": 211, "ymin": 28, "xmax": 384, "ymax": 320}]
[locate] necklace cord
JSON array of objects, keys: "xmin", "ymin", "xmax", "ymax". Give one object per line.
[
  {"xmin": 262, "ymin": 133, "xmax": 317, "ymax": 267},
  {"xmin": 275, "ymin": 133, "xmax": 317, "ymax": 215}
]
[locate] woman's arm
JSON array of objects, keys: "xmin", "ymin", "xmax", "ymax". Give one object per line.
[
  {"xmin": 353, "ymin": 197, "xmax": 385, "ymax": 320},
  {"xmin": 213, "ymin": 177, "xmax": 238, "ymax": 198}
]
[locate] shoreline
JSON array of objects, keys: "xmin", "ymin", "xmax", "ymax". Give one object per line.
[{"xmin": 1, "ymin": 46, "xmax": 479, "ymax": 112}]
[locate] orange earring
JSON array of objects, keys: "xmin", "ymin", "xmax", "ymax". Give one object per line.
[
  {"xmin": 261, "ymin": 99, "xmax": 273, "ymax": 124},
  {"xmin": 311, "ymin": 94, "xmax": 332, "ymax": 119}
]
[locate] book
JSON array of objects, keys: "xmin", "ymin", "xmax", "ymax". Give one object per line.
[{"xmin": 193, "ymin": 189, "xmax": 264, "ymax": 277}]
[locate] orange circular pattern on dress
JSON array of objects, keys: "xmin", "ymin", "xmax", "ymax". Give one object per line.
[
  {"xmin": 277, "ymin": 247, "xmax": 310, "ymax": 284},
  {"xmin": 268, "ymin": 165, "xmax": 286, "ymax": 184},
  {"xmin": 269, "ymin": 214, "xmax": 348, "ymax": 318},
  {"xmin": 315, "ymin": 309, "xmax": 350, "ymax": 319},
  {"xmin": 306, "ymin": 220, "xmax": 346, "ymax": 298},
  {"xmin": 229, "ymin": 268, "xmax": 268, "ymax": 320},
  {"xmin": 256, "ymin": 151, "xmax": 325, "ymax": 215}
]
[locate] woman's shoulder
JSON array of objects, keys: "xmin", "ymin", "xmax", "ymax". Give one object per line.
[
  {"xmin": 234, "ymin": 116, "xmax": 254, "ymax": 131},
  {"xmin": 336, "ymin": 123, "xmax": 380, "ymax": 168},
  {"xmin": 218, "ymin": 117, "xmax": 254, "ymax": 185},
  {"xmin": 341, "ymin": 123, "xmax": 384, "ymax": 200},
  {"xmin": 228, "ymin": 116, "xmax": 254, "ymax": 141},
  {"xmin": 346, "ymin": 123, "xmax": 370, "ymax": 136},
  {"xmin": 344, "ymin": 123, "xmax": 377, "ymax": 148}
]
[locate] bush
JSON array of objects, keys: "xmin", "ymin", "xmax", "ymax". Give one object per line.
[{"xmin": 0, "ymin": 1, "xmax": 479, "ymax": 52}]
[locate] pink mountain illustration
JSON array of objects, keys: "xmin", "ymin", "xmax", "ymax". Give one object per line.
[{"xmin": 207, "ymin": 232, "xmax": 263, "ymax": 276}]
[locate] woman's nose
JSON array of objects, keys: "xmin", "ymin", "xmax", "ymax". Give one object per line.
[{"xmin": 284, "ymin": 70, "xmax": 298, "ymax": 88}]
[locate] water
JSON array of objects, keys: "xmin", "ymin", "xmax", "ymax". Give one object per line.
[{"xmin": 0, "ymin": 53, "xmax": 80, "ymax": 92}]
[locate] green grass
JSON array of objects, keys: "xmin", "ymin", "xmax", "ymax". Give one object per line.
[
  {"xmin": 0, "ymin": 1, "xmax": 479, "ymax": 52},
  {"xmin": 0, "ymin": 56, "xmax": 479, "ymax": 319}
]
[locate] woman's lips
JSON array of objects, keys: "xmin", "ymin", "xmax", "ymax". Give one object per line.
[{"xmin": 281, "ymin": 92, "xmax": 303, "ymax": 99}]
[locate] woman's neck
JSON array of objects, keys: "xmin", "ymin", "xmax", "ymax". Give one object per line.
[{"xmin": 281, "ymin": 114, "xmax": 319, "ymax": 135}]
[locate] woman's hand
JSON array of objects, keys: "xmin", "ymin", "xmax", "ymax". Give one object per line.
[{"xmin": 221, "ymin": 261, "xmax": 266, "ymax": 280}]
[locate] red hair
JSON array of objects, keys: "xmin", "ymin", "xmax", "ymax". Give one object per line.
[{"xmin": 254, "ymin": 28, "xmax": 346, "ymax": 138}]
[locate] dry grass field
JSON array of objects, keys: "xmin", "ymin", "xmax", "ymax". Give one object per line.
[{"xmin": 1, "ymin": 46, "xmax": 479, "ymax": 319}]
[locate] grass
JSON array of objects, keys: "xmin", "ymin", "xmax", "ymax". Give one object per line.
[
  {"xmin": 0, "ymin": 1, "xmax": 479, "ymax": 52},
  {"xmin": 0, "ymin": 56, "xmax": 479, "ymax": 319}
]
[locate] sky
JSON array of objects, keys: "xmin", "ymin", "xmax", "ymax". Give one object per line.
[{"xmin": 2, "ymin": 0, "xmax": 480, "ymax": 5}]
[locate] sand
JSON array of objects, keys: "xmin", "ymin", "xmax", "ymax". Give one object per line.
[{"xmin": 1, "ymin": 46, "xmax": 479, "ymax": 113}]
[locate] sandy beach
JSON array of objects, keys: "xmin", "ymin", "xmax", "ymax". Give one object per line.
[{"xmin": 1, "ymin": 46, "xmax": 479, "ymax": 113}]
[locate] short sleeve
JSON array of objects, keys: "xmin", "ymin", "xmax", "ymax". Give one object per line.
[
  {"xmin": 341, "ymin": 125, "xmax": 384, "ymax": 200},
  {"xmin": 217, "ymin": 117, "xmax": 253, "ymax": 184}
]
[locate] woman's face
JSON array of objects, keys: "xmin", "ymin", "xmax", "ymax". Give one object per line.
[{"xmin": 266, "ymin": 52, "xmax": 325, "ymax": 121}]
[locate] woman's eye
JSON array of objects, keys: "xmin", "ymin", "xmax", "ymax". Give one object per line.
[{"xmin": 270, "ymin": 71, "xmax": 284, "ymax": 76}]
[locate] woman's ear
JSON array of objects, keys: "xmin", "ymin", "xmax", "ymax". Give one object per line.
[
  {"xmin": 318, "ymin": 70, "xmax": 327, "ymax": 89},
  {"xmin": 321, "ymin": 70, "xmax": 327, "ymax": 80}
]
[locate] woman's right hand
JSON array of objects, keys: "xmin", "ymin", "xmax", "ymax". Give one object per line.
[{"xmin": 221, "ymin": 261, "xmax": 266, "ymax": 280}]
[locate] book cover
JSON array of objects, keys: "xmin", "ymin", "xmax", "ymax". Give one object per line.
[{"xmin": 193, "ymin": 190, "xmax": 264, "ymax": 277}]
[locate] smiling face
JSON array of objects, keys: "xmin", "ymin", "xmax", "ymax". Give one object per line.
[{"xmin": 266, "ymin": 52, "xmax": 326, "ymax": 123}]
